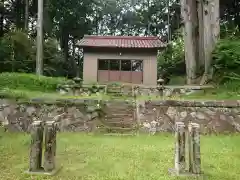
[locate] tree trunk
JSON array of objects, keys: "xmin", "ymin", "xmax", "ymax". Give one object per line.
[
  {"xmin": 191, "ymin": 0, "xmax": 199, "ymax": 75},
  {"xmin": 36, "ymin": 0, "xmax": 44, "ymax": 75},
  {"xmin": 72, "ymin": 39, "xmax": 78, "ymax": 77},
  {"xmin": 167, "ymin": 0, "xmax": 171, "ymax": 42},
  {"xmin": 200, "ymin": 0, "xmax": 214, "ymax": 85},
  {"xmin": 181, "ymin": 0, "xmax": 197, "ymax": 84},
  {"xmin": 63, "ymin": 34, "xmax": 69, "ymax": 62},
  {"xmin": 212, "ymin": 0, "xmax": 220, "ymax": 45},
  {"xmin": 24, "ymin": 0, "xmax": 29, "ymax": 31},
  {"xmin": 197, "ymin": 0, "xmax": 204, "ymax": 67},
  {"xmin": 15, "ymin": 0, "xmax": 24, "ymax": 29},
  {"xmin": 0, "ymin": 0, "xmax": 4, "ymax": 37}
]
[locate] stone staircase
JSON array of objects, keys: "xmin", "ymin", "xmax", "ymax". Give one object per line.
[
  {"xmin": 106, "ymin": 84, "xmax": 133, "ymax": 96},
  {"xmin": 98, "ymin": 101, "xmax": 138, "ymax": 135}
]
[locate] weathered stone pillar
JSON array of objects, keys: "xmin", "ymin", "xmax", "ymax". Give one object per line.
[
  {"xmin": 189, "ymin": 123, "xmax": 201, "ymax": 174},
  {"xmin": 29, "ymin": 121, "xmax": 44, "ymax": 172},
  {"xmin": 43, "ymin": 121, "xmax": 57, "ymax": 172},
  {"xmin": 174, "ymin": 122, "xmax": 186, "ymax": 175},
  {"xmin": 170, "ymin": 122, "xmax": 201, "ymax": 176}
]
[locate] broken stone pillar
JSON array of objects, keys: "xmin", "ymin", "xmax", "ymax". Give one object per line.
[
  {"xmin": 27, "ymin": 120, "xmax": 60, "ymax": 176},
  {"xmin": 174, "ymin": 122, "xmax": 186, "ymax": 175},
  {"xmin": 189, "ymin": 123, "xmax": 201, "ymax": 174},
  {"xmin": 29, "ymin": 121, "xmax": 44, "ymax": 172},
  {"xmin": 44, "ymin": 121, "xmax": 57, "ymax": 172},
  {"xmin": 170, "ymin": 122, "xmax": 201, "ymax": 176}
]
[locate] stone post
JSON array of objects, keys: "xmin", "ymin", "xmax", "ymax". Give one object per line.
[
  {"xmin": 174, "ymin": 122, "xmax": 186, "ymax": 175},
  {"xmin": 189, "ymin": 123, "xmax": 201, "ymax": 174},
  {"xmin": 170, "ymin": 122, "xmax": 201, "ymax": 176},
  {"xmin": 43, "ymin": 121, "xmax": 57, "ymax": 172},
  {"xmin": 29, "ymin": 121, "xmax": 44, "ymax": 172}
]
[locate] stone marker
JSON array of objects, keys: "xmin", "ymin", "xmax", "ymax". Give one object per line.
[
  {"xmin": 189, "ymin": 123, "xmax": 201, "ymax": 174},
  {"xmin": 169, "ymin": 122, "xmax": 202, "ymax": 176},
  {"xmin": 174, "ymin": 122, "xmax": 186, "ymax": 175},
  {"xmin": 44, "ymin": 121, "xmax": 57, "ymax": 172},
  {"xmin": 27, "ymin": 120, "xmax": 60, "ymax": 176},
  {"xmin": 29, "ymin": 121, "xmax": 44, "ymax": 172}
]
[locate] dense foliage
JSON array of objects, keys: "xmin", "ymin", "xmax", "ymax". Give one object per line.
[
  {"xmin": 0, "ymin": 29, "xmax": 66, "ymax": 76},
  {"xmin": 157, "ymin": 34, "xmax": 185, "ymax": 78},
  {"xmin": 212, "ymin": 37, "xmax": 240, "ymax": 83}
]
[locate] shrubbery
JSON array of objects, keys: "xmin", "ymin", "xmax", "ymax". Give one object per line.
[
  {"xmin": 212, "ymin": 37, "xmax": 240, "ymax": 83},
  {"xmin": 157, "ymin": 36, "xmax": 185, "ymax": 79},
  {"xmin": 0, "ymin": 72, "xmax": 71, "ymax": 92}
]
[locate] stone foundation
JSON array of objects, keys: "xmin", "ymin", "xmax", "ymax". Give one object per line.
[{"xmin": 0, "ymin": 99, "xmax": 239, "ymax": 134}]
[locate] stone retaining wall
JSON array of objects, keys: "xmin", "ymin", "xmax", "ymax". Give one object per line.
[
  {"xmin": 137, "ymin": 100, "xmax": 240, "ymax": 134},
  {"xmin": 0, "ymin": 99, "xmax": 239, "ymax": 134},
  {"xmin": 0, "ymin": 99, "xmax": 103, "ymax": 132}
]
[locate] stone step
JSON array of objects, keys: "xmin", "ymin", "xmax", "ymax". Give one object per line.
[
  {"xmin": 101, "ymin": 123, "xmax": 134, "ymax": 128},
  {"xmin": 106, "ymin": 107, "xmax": 133, "ymax": 110},
  {"xmin": 106, "ymin": 111, "xmax": 133, "ymax": 114},
  {"xmin": 106, "ymin": 107, "xmax": 134, "ymax": 110},
  {"xmin": 103, "ymin": 122, "xmax": 136, "ymax": 126},
  {"xmin": 104, "ymin": 117, "xmax": 134, "ymax": 122},
  {"xmin": 97, "ymin": 127, "xmax": 137, "ymax": 133},
  {"xmin": 105, "ymin": 104, "xmax": 133, "ymax": 107},
  {"xmin": 105, "ymin": 114, "xmax": 133, "ymax": 117},
  {"xmin": 103, "ymin": 120, "xmax": 135, "ymax": 124},
  {"xmin": 103, "ymin": 133, "xmax": 136, "ymax": 136}
]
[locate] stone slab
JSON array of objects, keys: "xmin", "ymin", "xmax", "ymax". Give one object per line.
[
  {"xmin": 168, "ymin": 168, "xmax": 204, "ymax": 177},
  {"xmin": 25, "ymin": 166, "xmax": 62, "ymax": 176}
]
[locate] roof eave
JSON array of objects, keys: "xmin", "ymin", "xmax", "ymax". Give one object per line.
[{"xmin": 76, "ymin": 45, "xmax": 166, "ymax": 49}]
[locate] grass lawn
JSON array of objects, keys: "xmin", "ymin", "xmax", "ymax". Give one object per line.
[{"xmin": 0, "ymin": 131, "xmax": 240, "ymax": 180}]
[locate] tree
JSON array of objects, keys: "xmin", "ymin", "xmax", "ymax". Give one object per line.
[
  {"xmin": 24, "ymin": 0, "xmax": 29, "ymax": 31},
  {"xmin": 180, "ymin": 0, "xmax": 220, "ymax": 85}
]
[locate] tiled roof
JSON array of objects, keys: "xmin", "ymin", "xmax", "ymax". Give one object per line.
[{"xmin": 78, "ymin": 35, "xmax": 166, "ymax": 49}]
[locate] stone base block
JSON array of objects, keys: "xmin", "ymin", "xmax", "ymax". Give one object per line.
[
  {"xmin": 168, "ymin": 168, "xmax": 203, "ymax": 177},
  {"xmin": 25, "ymin": 166, "xmax": 62, "ymax": 176}
]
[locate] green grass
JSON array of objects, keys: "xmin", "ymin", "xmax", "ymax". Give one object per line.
[
  {"xmin": 182, "ymin": 82, "xmax": 240, "ymax": 100},
  {"xmin": 0, "ymin": 72, "xmax": 71, "ymax": 92},
  {"xmin": 0, "ymin": 131, "xmax": 240, "ymax": 180},
  {"xmin": 182, "ymin": 90, "xmax": 240, "ymax": 100},
  {"xmin": 0, "ymin": 88, "xmax": 100, "ymax": 100},
  {"xmin": 1, "ymin": 87, "xmax": 240, "ymax": 101}
]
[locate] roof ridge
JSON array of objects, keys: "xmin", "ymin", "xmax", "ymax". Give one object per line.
[
  {"xmin": 78, "ymin": 35, "xmax": 166, "ymax": 48},
  {"xmin": 83, "ymin": 35, "xmax": 160, "ymax": 40}
]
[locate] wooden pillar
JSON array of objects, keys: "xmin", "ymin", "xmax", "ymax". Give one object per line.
[
  {"xmin": 43, "ymin": 121, "xmax": 57, "ymax": 172},
  {"xmin": 174, "ymin": 122, "xmax": 186, "ymax": 175},
  {"xmin": 29, "ymin": 121, "xmax": 44, "ymax": 172}
]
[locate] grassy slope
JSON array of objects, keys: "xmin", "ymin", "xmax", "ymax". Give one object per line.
[{"xmin": 0, "ymin": 131, "xmax": 240, "ymax": 180}]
